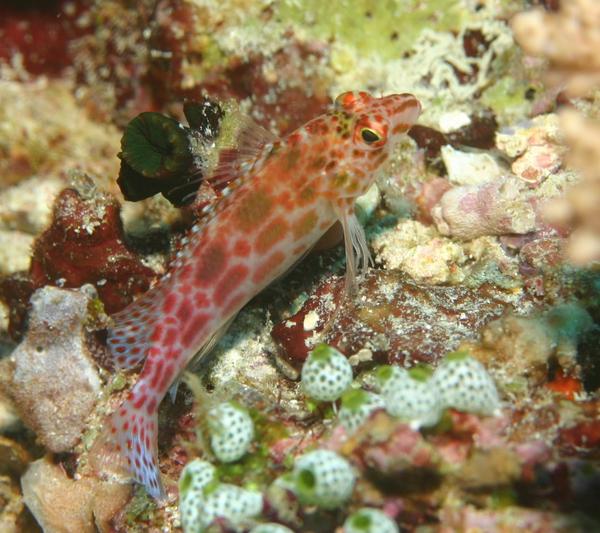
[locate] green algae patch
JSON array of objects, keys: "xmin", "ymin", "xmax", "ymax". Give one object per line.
[
  {"xmin": 124, "ymin": 486, "xmax": 157, "ymax": 528},
  {"xmin": 341, "ymin": 388, "xmax": 370, "ymax": 412},
  {"xmin": 278, "ymin": 0, "xmax": 465, "ymax": 61},
  {"xmin": 215, "ymin": 408, "xmax": 289, "ymax": 487},
  {"xmin": 85, "ymin": 297, "xmax": 106, "ymax": 328},
  {"xmin": 108, "ymin": 372, "xmax": 128, "ymax": 392},
  {"xmin": 481, "ymin": 75, "xmax": 535, "ymax": 125},
  {"xmin": 444, "ymin": 350, "xmax": 471, "ymax": 362},
  {"xmin": 408, "ymin": 364, "xmax": 434, "ymax": 382}
]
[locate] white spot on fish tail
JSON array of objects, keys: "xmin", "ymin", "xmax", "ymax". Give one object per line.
[{"xmin": 298, "ymin": 128, "xmax": 309, "ymax": 141}]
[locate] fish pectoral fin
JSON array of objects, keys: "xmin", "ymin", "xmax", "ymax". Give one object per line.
[
  {"xmin": 166, "ymin": 316, "xmax": 237, "ymax": 404},
  {"xmin": 334, "ymin": 201, "xmax": 373, "ymax": 298},
  {"xmin": 206, "ymin": 109, "xmax": 279, "ymax": 189},
  {"xmin": 186, "ymin": 315, "xmax": 237, "ymax": 373}
]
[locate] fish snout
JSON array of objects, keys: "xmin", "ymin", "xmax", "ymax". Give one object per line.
[{"xmin": 385, "ymin": 93, "xmax": 422, "ymax": 133}]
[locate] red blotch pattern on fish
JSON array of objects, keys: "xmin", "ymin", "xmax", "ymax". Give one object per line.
[{"xmin": 104, "ymin": 91, "xmax": 421, "ymax": 499}]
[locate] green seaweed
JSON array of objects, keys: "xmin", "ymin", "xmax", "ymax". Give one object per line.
[
  {"xmin": 216, "ymin": 407, "xmax": 288, "ymax": 487},
  {"xmin": 481, "ymin": 75, "xmax": 535, "ymax": 124},
  {"xmin": 124, "ymin": 486, "xmax": 157, "ymax": 528}
]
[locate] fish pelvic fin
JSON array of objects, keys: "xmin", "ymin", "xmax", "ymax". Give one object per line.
[{"xmin": 335, "ymin": 200, "xmax": 373, "ymax": 298}]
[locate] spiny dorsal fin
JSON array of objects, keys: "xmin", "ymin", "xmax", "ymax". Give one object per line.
[{"xmin": 204, "ymin": 107, "xmax": 279, "ymax": 189}]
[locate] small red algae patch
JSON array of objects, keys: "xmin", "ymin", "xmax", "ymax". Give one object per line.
[
  {"xmin": 0, "ymin": 0, "xmax": 91, "ymax": 76},
  {"xmin": 545, "ymin": 368, "xmax": 583, "ymax": 400},
  {"xmin": 29, "ymin": 188, "xmax": 155, "ymax": 314},
  {"xmin": 557, "ymin": 419, "xmax": 600, "ymax": 453}
]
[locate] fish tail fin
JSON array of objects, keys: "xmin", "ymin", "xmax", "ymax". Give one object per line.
[{"xmin": 107, "ymin": 388, "xmax": 165, "ymax": 500}]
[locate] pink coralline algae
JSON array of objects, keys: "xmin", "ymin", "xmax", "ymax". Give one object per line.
[
  {"xmin": 431, "ymin": 177, "xmax": 537, "ymax": 240},
  {"xmin": 29, "ymin": 187, "xmax": 155, "ymax": 315}
]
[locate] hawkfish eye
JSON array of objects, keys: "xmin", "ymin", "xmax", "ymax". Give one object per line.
[{"xmin": 360, "ymin": 127, "xmax": 382, "ymax": 144}]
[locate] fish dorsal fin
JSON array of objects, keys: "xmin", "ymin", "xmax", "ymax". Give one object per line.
[{"xmin": 205, "ymin": 108, "xmax": 279, "ymax": 189}]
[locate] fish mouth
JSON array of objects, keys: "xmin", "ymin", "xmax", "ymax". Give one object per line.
[{"xmin": 384, "ymin": 93, "xmax": 422, "ymax": 133}]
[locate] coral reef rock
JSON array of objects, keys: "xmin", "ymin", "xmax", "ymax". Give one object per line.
[
  {"xmin": 1, "ymin": 285, "xmax": 104, "ymax": 452},
  {"xmin": 432, "ymin": 177, "xmax": 537, "ymax": 240},
  {"xmin": 272, "ymin": 270, "xmax": 525, "ymax": 367},
  {"xmin": 29, "ymin": 186, "xmax": 157, "ymax": 315},
  {"xmin": 512, "ymin": 0, "xmax": 600, "ymax": 97},
  {"xmin": 371, "ymin": 220, "xmax": 466, "ymax": 284},
  {"xmin": 21, "ymin": 456, "xmax": 130, "ymax": 533}
]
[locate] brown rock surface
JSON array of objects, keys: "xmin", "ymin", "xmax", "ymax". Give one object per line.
[
  {"xmin": 1, "ymin": 285, "xmax": 103, "ymax": 452},
  {"xmin": 272, "ymin": 270, "xmax": 526, "ymax": 368},
  {"xmin": 21, "ymin": 456, "xmax": 131, "ymax": 533}
]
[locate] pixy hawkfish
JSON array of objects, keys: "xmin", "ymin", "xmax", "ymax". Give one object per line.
[{"xmin": 104, "ymin": 91, "xmax": 421, "ymax": 498}]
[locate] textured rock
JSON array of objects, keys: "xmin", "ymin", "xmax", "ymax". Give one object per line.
[
  {"xmin": 0, "ymin": 476, "xmax": 29, "ymax": 533},
  {"xmin": 0, "ymin": 176, "xmax": 64, "ymax": 235},
  {"xmin": 30, "ymin": 186, "xmax": 156, "ymax": 314},
  {"xmin": 21, "ymin": 456, "xmax": 131, "ymax": 533},
  {"xmin": 0, "ymin": 230, "xmax": 34, "ymax": 275},
  {"xmin": 438, "ymin": 504, "xmax": 587, "ymax": 532},
  {"xmin": 0, "ymin": 436, "xmax": 30, "ymax": 479},
  {"xmin": 454, "ymin": 447, "xmax": 521, "ymax": 489},
  {"xmin": 0, "ymin": 78, "xmax": 119, "ymax": 188},
  {"xmin": 371, "ymin": 220, "xmax": 466, "ymax": 284},
  {"xmin": 441, "ymin": 145, "xmax": 503, "ymax": 186},
  {"xmin": 432, "ymin": 177, "xmax": 537, "ymax": 241},
  {"xmin": 22, "ymin": 458, "xmax": 95, "ymax": 533},
  {"xmin": 0, "ymin": 392, "xmax": 19, "ymax": 434},
  {"xmin": 2, "ymin": 285, "xmax": 103, "ymax": 452},
  {"xmin": 341, "ymin": 411, "xmax": 440, "ymax": 492},
  {"xmin": 272, "ymin": 270, "xmax": 523, "ymax": 368}
]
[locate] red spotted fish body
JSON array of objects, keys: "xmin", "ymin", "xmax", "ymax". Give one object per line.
[{"xmin": 105, "ymin": 91, "xmax": 421, "ymax": 498}]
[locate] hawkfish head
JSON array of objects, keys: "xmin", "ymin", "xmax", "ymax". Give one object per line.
[{"xmin": 315, "ymin": 91, "xmax": 421, "ymax": 200}]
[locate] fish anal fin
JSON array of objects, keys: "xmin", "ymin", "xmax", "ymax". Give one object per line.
[{"xmin": 186, "ymin": 315, "xmax": 237, "ymax": 373}]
